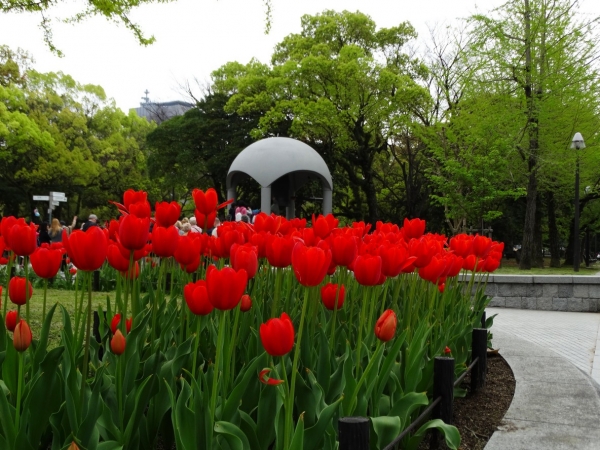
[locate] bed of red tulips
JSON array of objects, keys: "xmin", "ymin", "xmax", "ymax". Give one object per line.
[{"xmin": 0, "ymin": 188, "xmax": 501, "ymax": 450}]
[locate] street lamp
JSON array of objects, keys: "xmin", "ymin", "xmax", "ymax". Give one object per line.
[{"xmin": 571, "ymin": 132, "xmax": 586, "ymax": 272}]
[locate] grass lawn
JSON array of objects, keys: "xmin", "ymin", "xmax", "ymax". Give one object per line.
[
  {"xmin": 7, "ymin": 288, "xmax": 113, "ymax": 347},
  {"xmin": 494, "ymin": 258, "xmax": 600, "ymax": 275}
]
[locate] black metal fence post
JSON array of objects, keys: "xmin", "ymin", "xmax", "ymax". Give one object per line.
[
  {"xmin": 431, "ymin": 356, "xmax": 454, "ymax": 449},
  {"xmin": 93, "ymin": 270, "xmax": 101, "ymax": 291},
  {"xmin": 339, "ymin": 417, "xmax": 370, "ymax": 450},
  {"xmin": 471, "ymin": 328, "xmax": 487, "ymax": 393}
]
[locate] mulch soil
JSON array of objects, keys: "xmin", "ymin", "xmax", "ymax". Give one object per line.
[{"xmin": 419, "ymin": 352, "xmax": 516, "ymax": 449}]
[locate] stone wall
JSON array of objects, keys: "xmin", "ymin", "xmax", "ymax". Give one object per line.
[{"xmin": 467, "ymin": 275, "xmax": 600, "ymax": 312}]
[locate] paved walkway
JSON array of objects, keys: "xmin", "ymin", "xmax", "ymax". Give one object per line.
[{"xmin": 485, "ymin": 308, "xmax": 600, "ymax": 449}]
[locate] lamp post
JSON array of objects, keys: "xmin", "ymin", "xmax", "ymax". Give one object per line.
[{"xmin": 571, "ymin": 132, "xmax": 586, "ymax": 272}]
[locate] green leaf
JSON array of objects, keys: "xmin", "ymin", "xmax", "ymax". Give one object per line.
[
  {"xmin": 0, "ymin": 379, "xmax": 16, "ymax": 448},
  {"xmin": 304, "ymin": 395, "xmax": 344, "ymax": 450},
  {"xmin": 388, "ymin": 392, "xmax": 429, "ymax": 426},
  {"xmin": 371, "ymin": 416, "xmax": 402, "ymax": 450},
  {"xmin": 97, "ymin": 442, "xmax": 123, "ymax": 450},
  {"xmin": 289, "ymin": 413, "xmax": 305, "ymax": 450},
  {"xmin": 214, "ymin": 421, "xmax": 251, "ymax": 450},
  {"xmin": 221, "ymin": 352, "xmax": 266, "ymax": 422},
  {"xmin": 406, "ymin": 419, "xmax": 460, "ymax": 450}
]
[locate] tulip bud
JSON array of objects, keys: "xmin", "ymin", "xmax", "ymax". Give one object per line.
[
  {"xmin": 240, "ymin": 294, "xmax": 252, "ymax": 312},
  {"xmin": 111, "ymin": 329, "xmax": 126, "ymax": 355},
  {"xmin": 444, "ymin": 346, "xmax": 452, "ymax": 355},
  {"xmin": 13, "ymin": 320, "xmax": 32, "ymax": 352},
  {"xmin": 5, "ymin": 310, "xmax": 17, "ymax": 332},
  {"xmin": 374, "ymin": 309, "xmax": 397, "ymax": 342},
  {"xmin": 68, "ymin": 442, "xmax": 80, "ymax": 450}
]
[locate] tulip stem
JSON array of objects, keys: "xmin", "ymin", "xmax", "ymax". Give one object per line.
[
  {"xmin": 80, "ymin": 272, "xmax": 93, "ymax": 413},
  {"xmin": 355, "ymin": 287, "xmax": 370, "ymax": 372},
  {"xmin": 151, "ymin": 262, "xmax": 164, "ymax": 350},
  {"xmin": 287, "ymin": 287, "xmax": 311, "ymax": 450},
  {"xmin": 42, "ymin": 278, "xmax": 48, "ymax": 323},
  {"xmin": 280, "ymin": 356, "xmax": 291, "ymax": 447},
  {"xmin": 3, "ymin": 252, "xmax": 13, "ymax": 318},
  {"xmin": 228, "ymin": 305, "xmax": 242, "ymax": 390},
  {"xmin": 14, "ymin": 351, "xmax": 24, "ymax": 430},
  {"xmin": 329, "ymin": 270, "xmax": 345, "ymax": 352},
  {"xmin": 24, "ymin": 257, "xmax": 30, "ymax": 324},
  {"xmin": 191, "ymin": 316, "xmax": 201, "ymax": 380},
  {"xmin": 208, "ymin": 310, "xmax": 227, "ymax": 449},
  {"xmin": 270, "ymin": 268, "xmax": 283, "ymax": 318},
  {"xmin": 117, "ymin": 354, "xmax": 124, "ymax": 429}
]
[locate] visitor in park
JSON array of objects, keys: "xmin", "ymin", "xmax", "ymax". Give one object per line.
[
  {"xmin": 271, "ymin": 197, "xmax": 280, "ymax": 215},
  {"xmin": 82, "ymin": 214, "xmax": 98, "ymax": 231},
  {"xmin": 49, "ymin": 219, "xmax": 62, "ymax": 243},
  {"xmin": 189, "ymin": 217, "xmax": 202, "ymax": 233},
  {"xmin": 37, "ymin": 222, "xmax": 51, "ymax": 245},
  {"xmin": 209, "ymin": 217, "xmax": 221, "ymax": 237},
  {"xmin": 181, "ymin": 223, "xmax": 191, "ymax": 236},
  {"xmin": 240, "ymin": 215, "xmax": 250, "ymax": 223}
]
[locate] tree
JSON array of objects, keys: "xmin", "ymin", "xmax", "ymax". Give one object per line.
[
  {"xmin": 214, "ymin": 10, "xmax": 431, "ymax": 225},
  {"xmin": 468, "ymin": 0, "xmax": 600, "ymax": 268},
  {"xmin": 145, "ymin": 92, "xmax": 259, "ymax": 203}
]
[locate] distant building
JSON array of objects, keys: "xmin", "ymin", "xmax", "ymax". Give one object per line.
[{"xmin": 133, "ymin": 90, "xmax": 193, "ymax": 124}]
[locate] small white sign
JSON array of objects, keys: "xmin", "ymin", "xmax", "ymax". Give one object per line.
[
  {"xmin": 51, "ymin": 193, "xmax": 67, "ymax": 201},
  {"xmin": 51, "ymin": 201, "xmax": 60, "ymax": 206},
  {"xmin": 33, "ymin": 195, "xmax": 50, "ymax": 201}
]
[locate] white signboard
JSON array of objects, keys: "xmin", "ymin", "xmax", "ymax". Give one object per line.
[{"xmin": 33, "ymin": 195, "xmax": 50, "ymax": 201}]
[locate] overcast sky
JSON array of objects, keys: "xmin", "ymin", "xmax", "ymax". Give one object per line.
[{"xmin": 1, "ymin": 0, "xmax": 599, "ymax": 112}]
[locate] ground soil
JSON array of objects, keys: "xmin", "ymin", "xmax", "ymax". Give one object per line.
[{"xmin": 419, "ymin": 353, "xmax": 516, "ymax": 449}]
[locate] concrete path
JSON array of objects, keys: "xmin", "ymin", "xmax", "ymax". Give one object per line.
[
  {"xmin": 488, "ymin": 307, "xmax": 600, "ymax": 384},
  {"xmin": 485, "ymin": 308, "xmax": 600, "ymax": 449}
]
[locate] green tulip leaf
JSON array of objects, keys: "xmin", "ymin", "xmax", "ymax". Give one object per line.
[
  {"xmin": 304, "ymin": 395, "xmax": 344, "ymax": 450},
  {"xmin": 371, "ymin": 415, "xmax": 402, "ymax": 450},
  {"xmin": 214, "ymin": 421, "xmax": 251, "ymax": 450},
  {"xmin": 32, "ymin": 302, "xmax": 58, "ymax": 373},
  {"xmin": 388, "ymin": 392, "xmax": 429, "ymax": 426},
  {"xmin": 405, "ymin": 419, "xmax": 460, "ymax": 450},
  {"xmin": 97, "ymin": 441, "xmax": 123, "ymax": 450},
  {"xmin": 0, "ymin": 379, "xmax": 16, "ymax": 447},
  {"xmin": 222, "ymin": 352, "xmax": 266, "ymax": 422},
  {"xmin": 289, "ymin": 413, "xmax": 305, "ymax": 450}
]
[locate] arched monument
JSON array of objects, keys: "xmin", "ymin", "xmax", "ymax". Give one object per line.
[{"xmin": 226, "ymin": 137, "xmax": 333, "ymax": 219}]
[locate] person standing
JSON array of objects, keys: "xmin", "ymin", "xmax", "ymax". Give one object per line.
[{"xmin": 82, "ymin": 214, "xmax": 98, "ymax": 231}]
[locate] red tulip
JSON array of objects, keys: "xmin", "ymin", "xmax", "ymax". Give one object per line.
[
  {"xmin": 472, "ymin": 235, "xmax": 493, "ymax": 259},
  {"xmin": 230, "ymin": 243, "xmax": 258, "ymax": 279},
  {"xmin": 329, "ymin": 232, "xmax": 358, "ymax": 268},
  {"xmin": 194, "ymin": 209, "xmax": 217, "ymax": 231},
  {"xmin": 266, "ymin": 235, "xmax": 295, "ymax": 268},
  {"xmin": 123, "ymin": 189, "xmax": 148, "ymax": 210},
  {"xmin": 449, "ymin": 234, "xmax": 473, "ymax": 258},
  {"xmin": 110, "ymin": 314, "xmax": 132, "ymax": 334},
  {"xmin": 9, "ymin": 219, "xmax": 37, "ymax": 256},
  {"xmin": 260, "ymin": 312, "xmax": 295, "ymax": 356},
  {"xmin": 5, "ymin": 310, "xmax": 17, "ymax": 332},
  {"xmin": 192, "ymin": 188, "xmax": 218, "ymax": 216},
  {"xmin": 111, "ymin": 329, "xmax": 126, "ymax": 355},
  {"xmin": 30, "ymin": 245, "xmax": 63, "ymax": 279},
  {"xmin": 402, "ymin": 218, "xmax": 426, "ymax": 240},
  {"xmin": 184, "ymin": 280, "xmax": 214, "ymax": 316},
  {"xmin": 206, "ymin": 265, "xmax": 248, "ymax": 310},
  {"xmin": 151, "ymin": 225, "xmax": 179, "ymax": 258},
  {"xmin": 240, "ymin": 294, "xmax": 252, "ymax": 312},
  {"xmin": 375, "ymin": 309, "xmax": 397, "ymax": 342},
  {"xmin": 312, "ymin": 214, "xmax": 339, "ymax": 239},
  {"xmin": 0, "ymin": 216, "xmax": 17, "ymax": 248},
  {"xmin": 128, "ymin": 200, "xmax": 151, "ymax": 219},
  {"xmin": 253, "ymin": 213, "xmax": 278, "ymax": 234},
  {"xmin": 107, "ymin": 243, "xmax": 131, "ymax": 272},
  {"xmin": 379, "ymin": 243, "xmax": 415, "ymax": 278},
  {"xmin": 291, "ymin": 241, "xmax": 332, "ymax": 287},
  {"xmin": 250, "ymin": 232, "xmax": 269, "ymax": 259},
  {"xmin": 13, "ymin": 320, "xmax": 32, "ymax": 352},
  {"xmin": 118, "ymin": 215, "xmax": 150, "ymax": 251},
  {"xmin": 108, "ymin": 219, "xmax": 120, "ymax": 241},
  {"xmin": 0, "ymin": 236, "xmax": 9, "ymax": 264},
  {"xmin": 174, "ymin": 234, "xmax": 202, "ymax": 267},
  {"xmin": 444, "ymin": 346, "xmax": 452, "ymax": 355},
  {"xmin": 8, "ymin": 277, "xmax": 33, "ymax": 305},
  {"xmin": 481, "ymin": 255, "xmax": 501, "ymax": 272},
  {"xmin": 320, "ymin": 283, "xmax": 345, "ymax": 310},
  {"xmin": 69, "ymin": 267, "xmax": 77, "ymax": 275},
  {"xmin": 155, "ymin": 201, "xmax": 182, "ymax": 227},
  {"xmin": 418, "ymin": 255, "xmax": 446, "ymax": 284},
  {"xmin": 259, "ymin": 368, "xmax": 284, "ymax": 385},
  {"xmin": 62, "ymin": 227, "xmax": 108, "ymax": 271},
  {"xmin": 353, "ymin": 254, "xmax": 382, "ymax": 286}
]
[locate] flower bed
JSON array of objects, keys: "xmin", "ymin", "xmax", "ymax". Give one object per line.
[{"xmin": 0, "ymin": 189, "xmax": 502, "ymax": 450}]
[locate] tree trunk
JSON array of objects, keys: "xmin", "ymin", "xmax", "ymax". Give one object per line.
[
  {"xmin": 363, "ymin": 166, "xmax": 379, "ymax": 226},
  {"xmin": 546, "ymin": 191, "xmax": 561, "ymax": 267},
  {"xmin": 533, "ymin": 195, "xmax": 543, "ymax": 268},
  {"xmin": 519, "ymin": 162, "xmax": 537, "ymax": 270}
]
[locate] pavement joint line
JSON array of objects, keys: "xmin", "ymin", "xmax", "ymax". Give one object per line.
[{"xmin": 499, "ymin": 417, "xmax": 600, "ymax": 431}]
